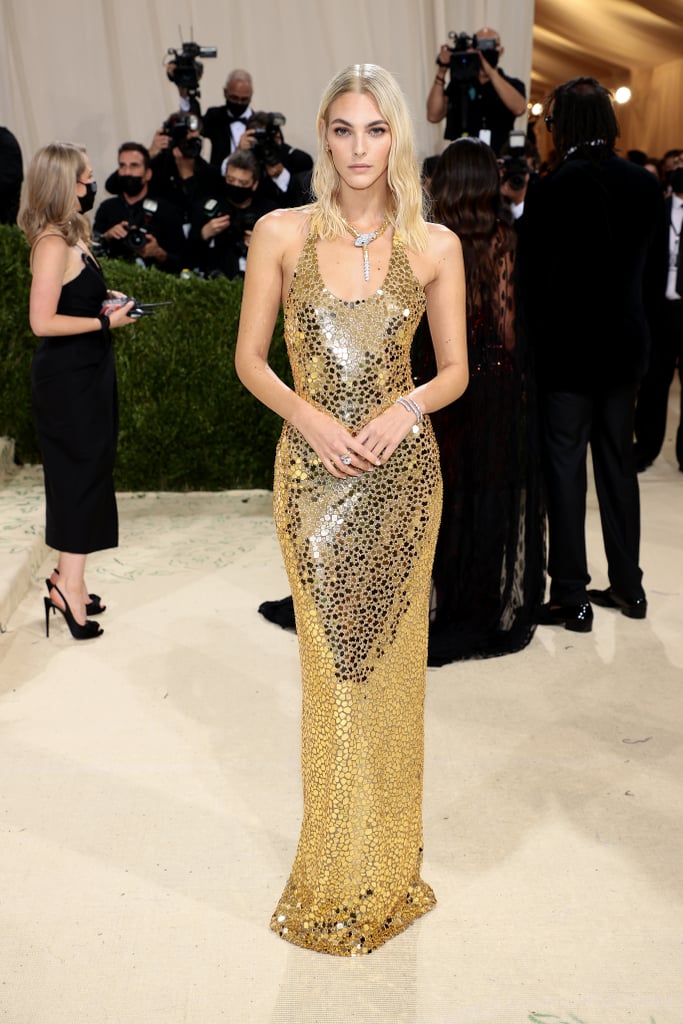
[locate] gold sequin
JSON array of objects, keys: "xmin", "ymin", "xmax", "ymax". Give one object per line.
[{"xmin": 271, "ymin": 232, "xmax": 442, "ymax": 956}]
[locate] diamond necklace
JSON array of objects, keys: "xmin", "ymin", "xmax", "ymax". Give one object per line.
[{"xmin": 341, "ymin": 216, "xmax": 389, "ymax": 281}]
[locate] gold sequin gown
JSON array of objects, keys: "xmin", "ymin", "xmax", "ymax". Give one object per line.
[{"xmin": 271, "ymin": 231, "xmax": 442, "ymax": 956}]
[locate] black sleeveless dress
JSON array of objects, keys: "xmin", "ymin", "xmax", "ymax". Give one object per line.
[{"xmin": 31, "ymin": 254, "xmax": 119, "ymax": 554}]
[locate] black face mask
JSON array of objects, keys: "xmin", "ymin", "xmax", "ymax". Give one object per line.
[
  {"xmin": 669, "ymin": 168, "xmax": 683, "ymax": 194},
  {"xmin": 78, "ymin": 180, "xmax": 97, "ymax": 213},
  {"xmin": 225, "ymin": 97, "xmax": 250, "ymax": 119},
  {"xmin": 179, "ymin": 136, "xmax": 202, "ymax": 159},
  {"xmin": 118, "ymin": 174, "xmax": 145, "ymax": 197},
  {"xmin": 224, "ymin": 183, "xmax": 253, "ymax": 205}
]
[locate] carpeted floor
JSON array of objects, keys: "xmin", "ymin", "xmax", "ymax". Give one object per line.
[{"xmin": 0, "ymin": 391, "xmax": 681, "ymax": 1024}]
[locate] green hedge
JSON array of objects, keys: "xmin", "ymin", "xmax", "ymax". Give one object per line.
[{"xmin": 0, "ymin": 224, "xmax": 290, "ymax": 489}]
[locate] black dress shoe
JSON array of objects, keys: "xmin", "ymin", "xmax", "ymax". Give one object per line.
[
  {"xmin": 586, "ymin": 587, "xmax": 647, "ymax": 619},
  {"xmin": 258, "ymin": 595, "xmax": 296, "ymax": 631},
  {"xmin": 537, "ymin": 601, "xmax": 593, "ymax": 632}
]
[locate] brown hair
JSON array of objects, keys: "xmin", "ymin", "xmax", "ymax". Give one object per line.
[{"xmin": 431, "ymin": 138, "xmax": 514, "ymax": 316}]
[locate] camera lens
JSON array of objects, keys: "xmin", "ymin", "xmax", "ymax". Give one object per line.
[{"xmin": 127, "ymin": 226, "xmax": 147, "ymax": 249}]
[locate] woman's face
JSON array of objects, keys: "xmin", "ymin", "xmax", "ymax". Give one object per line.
[
  {"xmin": 74, "ymin": 154, "xmax": 97, "ymax": 215},
  {"xmin": 75, "ymin": 154, "xmax": 94, "ymax": 203},
  {"xmin": 324, "ymin": 90, "xmax": 392, "ymax": 192}
]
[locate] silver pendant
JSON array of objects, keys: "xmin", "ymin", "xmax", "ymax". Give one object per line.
[{"xmin": 353, "ymin": 231, "xmax": 378, "ymax": 248}]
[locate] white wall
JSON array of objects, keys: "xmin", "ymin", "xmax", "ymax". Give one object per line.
[{"xmin": 0, "ymin": 0, "xmax": 533, "ymax": 196}]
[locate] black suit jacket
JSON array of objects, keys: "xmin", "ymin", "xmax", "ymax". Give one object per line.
[
  {"xmin": 666, "ymin": 195, "xmax": 683, "ymax": 298},
  {"xmin": 202, "ymin": 104, "xmax": 252, "ymax": 169},
  {"xmin": 520, "ymin": 153, "xmax": 667, "ymax": 392}
]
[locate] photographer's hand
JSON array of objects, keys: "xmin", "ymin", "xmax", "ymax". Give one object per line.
[
  {"xmin": 237, "ymin": 129, "xmax": 257, "ymax": 151},
  {"xmin": 103, "ymin": 221, "xmax": 129, "ymax": 241},
  {"xmin": 427, "ymin": 46, "xmax": 450, "ymax": 123},
  {"xmin": 477, "ymin": 54, "xmax": 526, "ymax": 116},
  {"xmin": 149, "ymin": 128, "xmax": 170, "ymax": 159},
  {"xmin": 201, "ymin": 215, "xmax": 231, "ymax": 241},
  {"xmin": 140, "ymin": 234, "xmax": 167, "ymax": 263}
]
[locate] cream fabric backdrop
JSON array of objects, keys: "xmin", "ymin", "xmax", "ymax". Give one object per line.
[
  {"xmin": 532, "ymin": 0, "xmax": 683, "ymax": 160},
  {"xmin": 0, "ymin": 0, "xmax": 532, "ymax": 202}
]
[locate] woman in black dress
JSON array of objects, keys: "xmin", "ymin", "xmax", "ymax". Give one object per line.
[
  {"xmin": 19, "ymin": 142, "xmax": 135, "ymax": 639},
  {"xmin": 415, "ymin": 137, "xmax": 545, "ymax": 664}
]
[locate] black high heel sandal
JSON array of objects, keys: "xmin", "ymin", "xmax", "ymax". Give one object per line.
[
  {"xmin": 44, "ymin": 584, "xmax": 104, "ymax": 640},
  {"xmin": 46, "ymin": 572, "xmax": 106, "ymax": 615}
]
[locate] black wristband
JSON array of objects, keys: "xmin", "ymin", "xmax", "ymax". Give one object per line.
[
  {"xmin": 436, "ymin": 58, "xmax": 450, "ymax": 68},
  {"xmin": 97, "ymin": 313, "xmax": 110, "ymax": 331}
]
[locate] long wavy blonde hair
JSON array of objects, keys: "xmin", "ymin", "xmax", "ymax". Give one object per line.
[
  {"xmin": 309, "ymin": 64, "xmax": 429, "ymax": 253},
  {"xmin": 19, "ymin": 142, "xmax": 90, "ymax": 250}
]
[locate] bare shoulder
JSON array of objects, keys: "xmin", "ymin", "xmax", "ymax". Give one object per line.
[
  {"xmin": 30, "ymin": 230, "xmax": 69, "ymax": 272},
  {"xmin": 33, "ymin": 231, "xmax": 69, "ymax": 255},
  {"xmin": 426, "ymin": 221, "xmax": 462, "ymax": 259},
  {"xmin": 408, "ymin": 222, "xmax": 462, "ymax": 289},
  {"xmin": 253, "ymin": 206, "xmax": 311, "ymax": 248}
]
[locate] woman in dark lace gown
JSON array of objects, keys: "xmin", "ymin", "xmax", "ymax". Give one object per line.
[{"xmin": 414, "ymin": 137, "xmax": 545, "ymax": 664}]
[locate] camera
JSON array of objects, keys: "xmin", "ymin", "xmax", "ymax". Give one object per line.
[
  {"xmin": 250, "ymin": 112, "xmax": 287, "ymax": 167},
  {"xmin": 125, "ymin": 224, "xmax": 149, "ymax": 251},
  {"xmin": 165, "ymin": 39, "xmax": 217, "ymax": 98},
  {"xmin": 203, "ymin": 197, "xmax": 230, "ymax": 221},
  {"xmin": 499, "ymin": 130, "xmax": 531, "ymax": 192},
  {"xmin": 123, "ymin": 198, "xmax": 160, "ymax": 252},
  {"xmin": 202, "ymin": 199, "xmax": 259, "ymax": 240},
  {"xmin": 446, "ymin": 31, "xmax": 498, "ymax": 83},
  {"xmin": 162, "ymin": 113, "xmax": 202, "ymax": 158}
]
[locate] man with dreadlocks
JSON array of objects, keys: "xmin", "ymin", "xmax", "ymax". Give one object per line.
[{"xmin": 520, "ymin": 77, "xmax": 667, "ymax": 632}]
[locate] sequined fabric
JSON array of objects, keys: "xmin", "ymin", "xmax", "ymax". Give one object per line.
[{"xmin": 271, "ymin": 231, "xmax": 442, "ymax": 956}]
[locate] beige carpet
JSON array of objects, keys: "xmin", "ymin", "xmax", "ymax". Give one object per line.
[{"xmin": 0, "ymin": 398, "xmax": 681, "ymax": 1024}]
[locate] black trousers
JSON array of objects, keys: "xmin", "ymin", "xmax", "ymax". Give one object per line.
[
  {"xmin": 541, "ymin": 388, "xmax": 644, "ymax": 604},
  {"xmin": 634, "ymin": 299, "xmax": 683, "ymax": 468}
]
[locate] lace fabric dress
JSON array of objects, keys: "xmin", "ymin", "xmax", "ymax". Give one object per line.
[
  {"xmin": 271, "ymin": 231, "xmax": 442, "ymax": 956},
  {"xmin": 413, "ymin": 243, "xmax": 545, "ymax": 664}
]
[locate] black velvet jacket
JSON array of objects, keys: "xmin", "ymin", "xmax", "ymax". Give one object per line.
[{"xmin": 519, "ymin": 153, "xmax": 667, "ymax": 392}]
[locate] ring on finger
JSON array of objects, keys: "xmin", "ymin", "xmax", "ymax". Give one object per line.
[{"xmin": 340, "ymin": 451, "xmax": 353, "ymax": 466}]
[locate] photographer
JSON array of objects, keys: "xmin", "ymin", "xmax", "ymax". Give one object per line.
[
  {"xmin": 427, "ymin": 27, "xmax": 526, "ymax": 154},
  {"xmin": 202, "ymin": 69, "xmax": 256, "ymax": 170},
  {"xmin": 188, "ymin": 150, "xmax": 275, "ymax": 279},
  {"xmin": 498, "ymin": 130, "xmax": 540, "ymax": 220},
  {"xmin": 147, "ymin": 114, "xmax": 222, "ymax": 230},
  {"xmin": 94, "ymin": 143, "xmax": 186, "ymax": 273},
  {"xmin": 239, "ymin": 111, "xmax": 313, "ymax": 208}
]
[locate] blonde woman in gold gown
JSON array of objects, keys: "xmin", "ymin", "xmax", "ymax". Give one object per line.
[{"xmin": 235, "ymin": 64, "xmax": 468, "ymax": 956}]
